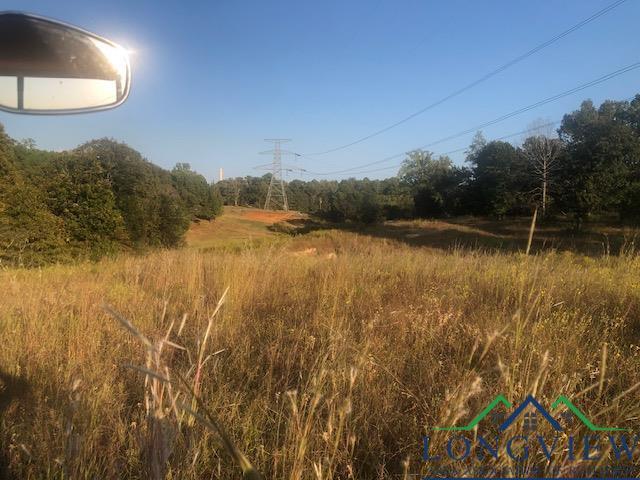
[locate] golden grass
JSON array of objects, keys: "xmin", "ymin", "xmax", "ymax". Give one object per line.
[
  {"xmin": 355, "ymin": 217, "xmax": 639, "ymax": 256},
  {"xmin": 185, "ymin": 207, "xmax": 305, "ymax": 251},
  {"xmin": 0, "ymin": 222, "xmax": 639, "ymax": 478}
]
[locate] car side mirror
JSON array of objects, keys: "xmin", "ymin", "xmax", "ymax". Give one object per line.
[{"xmin": 0, "ymin": 12, "xmax": 131, "ymax": 114}]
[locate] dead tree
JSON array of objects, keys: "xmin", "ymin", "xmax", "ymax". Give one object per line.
[{"xmin": 522, "ymin": 122, "xmax": 561, "ymax": 217}]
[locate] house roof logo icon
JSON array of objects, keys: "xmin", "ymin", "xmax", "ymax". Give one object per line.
[
  {"xmin": 498, "ymin": 395, "xmax": 561, "ymax": 431},
  {"xmin": 434, "ymin": 394, "xmax": 627, "ymax": 432}
]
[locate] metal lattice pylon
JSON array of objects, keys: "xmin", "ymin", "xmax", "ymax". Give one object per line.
[{"xmin": 261, "ymin": 139, "xmax": 290, "ymax": 211}]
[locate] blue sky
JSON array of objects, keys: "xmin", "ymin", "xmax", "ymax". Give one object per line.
[{"xmin": 1, "ymin": 0, "xmax": 639, "ymax": 181}]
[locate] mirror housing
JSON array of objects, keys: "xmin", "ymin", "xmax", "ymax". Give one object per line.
[{"xmin": 0, "ymin": 12, "xmax": 131, "ymax": 114}]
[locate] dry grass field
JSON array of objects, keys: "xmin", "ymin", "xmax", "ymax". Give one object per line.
[
  {"xmin": 1, "ymin": 208, "xmax": 639, "ymax": 478},
  {"xmin": 185, "ymin": 207, "xmax": 306, "ymax": 251}
]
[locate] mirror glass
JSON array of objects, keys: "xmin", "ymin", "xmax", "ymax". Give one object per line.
[{"xmin": 0, "ymin": 12, "xmax": 130, "ymax": 114}]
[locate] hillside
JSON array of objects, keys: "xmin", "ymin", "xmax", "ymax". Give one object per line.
[{"xmin": 185, "ymin": 206, "xmax": 305, "ymax": 250}]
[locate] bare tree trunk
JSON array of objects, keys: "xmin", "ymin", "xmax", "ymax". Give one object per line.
[
  {"xmin": 523, "ymin": 124, "xmax": 559, "ymax": 219},
  {"xmin": 542, "ymin": 161, "xmax": 547, "ymax": 218}
]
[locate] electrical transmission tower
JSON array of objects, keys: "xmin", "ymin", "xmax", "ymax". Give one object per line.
[{"xmin": 255, "ymin": 139, "xmax": 303, "ymax": 211}]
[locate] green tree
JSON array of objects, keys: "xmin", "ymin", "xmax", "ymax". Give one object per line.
[
  {"xmin": 76, "ymin": 139, "xmax": 190, "ymax": 247},
  {"xmin": 378, "ymin": 177, "xmax": 413, "ymax": 219},
  {"xmin": 399, "ymin": 150, "xmax": 468, "ymax": 217},
  {"xmin": 0, "ymin": 126, "xmax": 216, "ymax": 265},
  {"xmin": 0, "ymin": 124, "xmax": 68, "ymax": 266},
  {"xmin": 323, "ymin": 178, "xmax": 383, "ymax": 224},
  {"xmin": 557, "ymin": 99, "xmax": 640, "ymax": 226},
  {"xmin": 43, "ymin": 154, "xmax": 128, "ymax": 256},
  {"xmin": 172, "ymin": 163, "xmax": 221, "ymax": 220},
  {"xmin": 157, "ymin": 191, "xmax": 190, "ymax": 247},
  {"xmin": 207, "ymin": 184, "xmax": 224, "ymax": 217},
  {"xmin": 466, "ymin": 140, "xmax": 529, "ymax": 216},
  {"xmin": 0, "ymin": 182, "xmax": 68, "ymax": 266},
  {"xmin": 0, "ymin": 124, "xmax": 16, "ymax": 178}
]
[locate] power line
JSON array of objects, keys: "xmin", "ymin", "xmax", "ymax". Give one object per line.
[
  {"xmin": 301, "ymin": 95, "xmax": 635, "ymax": 178},
  {"xmin": 301, "ymin": 62, "xmax": 640, "ymax": 176},
  {"xmin": 302, "ymin": 0, "xmax": 629, "ymax": 156},
  {"xmin": 325, "ymin": 120, "xmax": 562, "ymax": 177}
]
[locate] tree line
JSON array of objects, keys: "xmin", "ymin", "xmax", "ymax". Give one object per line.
[
  {"xmin": 0, "ymin": 133, "xmax": 222, "ymax": 266},
  {"xmin": 218, "ymin": 95, "xmax": 640, "ymax": 227},
  {"xmin": 1, "ymin": 94, "xmax": 638, "ymax": 266}
]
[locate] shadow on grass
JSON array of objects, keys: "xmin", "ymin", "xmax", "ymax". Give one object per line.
[
  {"xmin": 0, "ymin": 369, "xmax": 31, "ymax": 479},
  {"xmin": 275, "ymin": 217, "xmax": 638, "ymax": 256}
]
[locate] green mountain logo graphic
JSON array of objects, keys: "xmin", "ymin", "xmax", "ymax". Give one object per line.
[
  {"xmin": 434, "ymin": 394, "xmax": 627, "ymax": 432},
  {"xmin": 551, "ymin": 395, "xmax": 626, "ymax": 432}
]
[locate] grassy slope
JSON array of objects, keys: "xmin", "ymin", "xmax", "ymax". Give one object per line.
[
  {"xmin": 185, "ymin": 206, "xmax": 305, "ymax": 251},
  {"xmin": 0, "ymin": 209, "xmax": 639, "ymax": 478}
]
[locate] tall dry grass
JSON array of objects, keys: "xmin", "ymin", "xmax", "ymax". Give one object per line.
[{"xmin": 0, "ymin": 229, "xmax": 639, "ymax": 478}]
